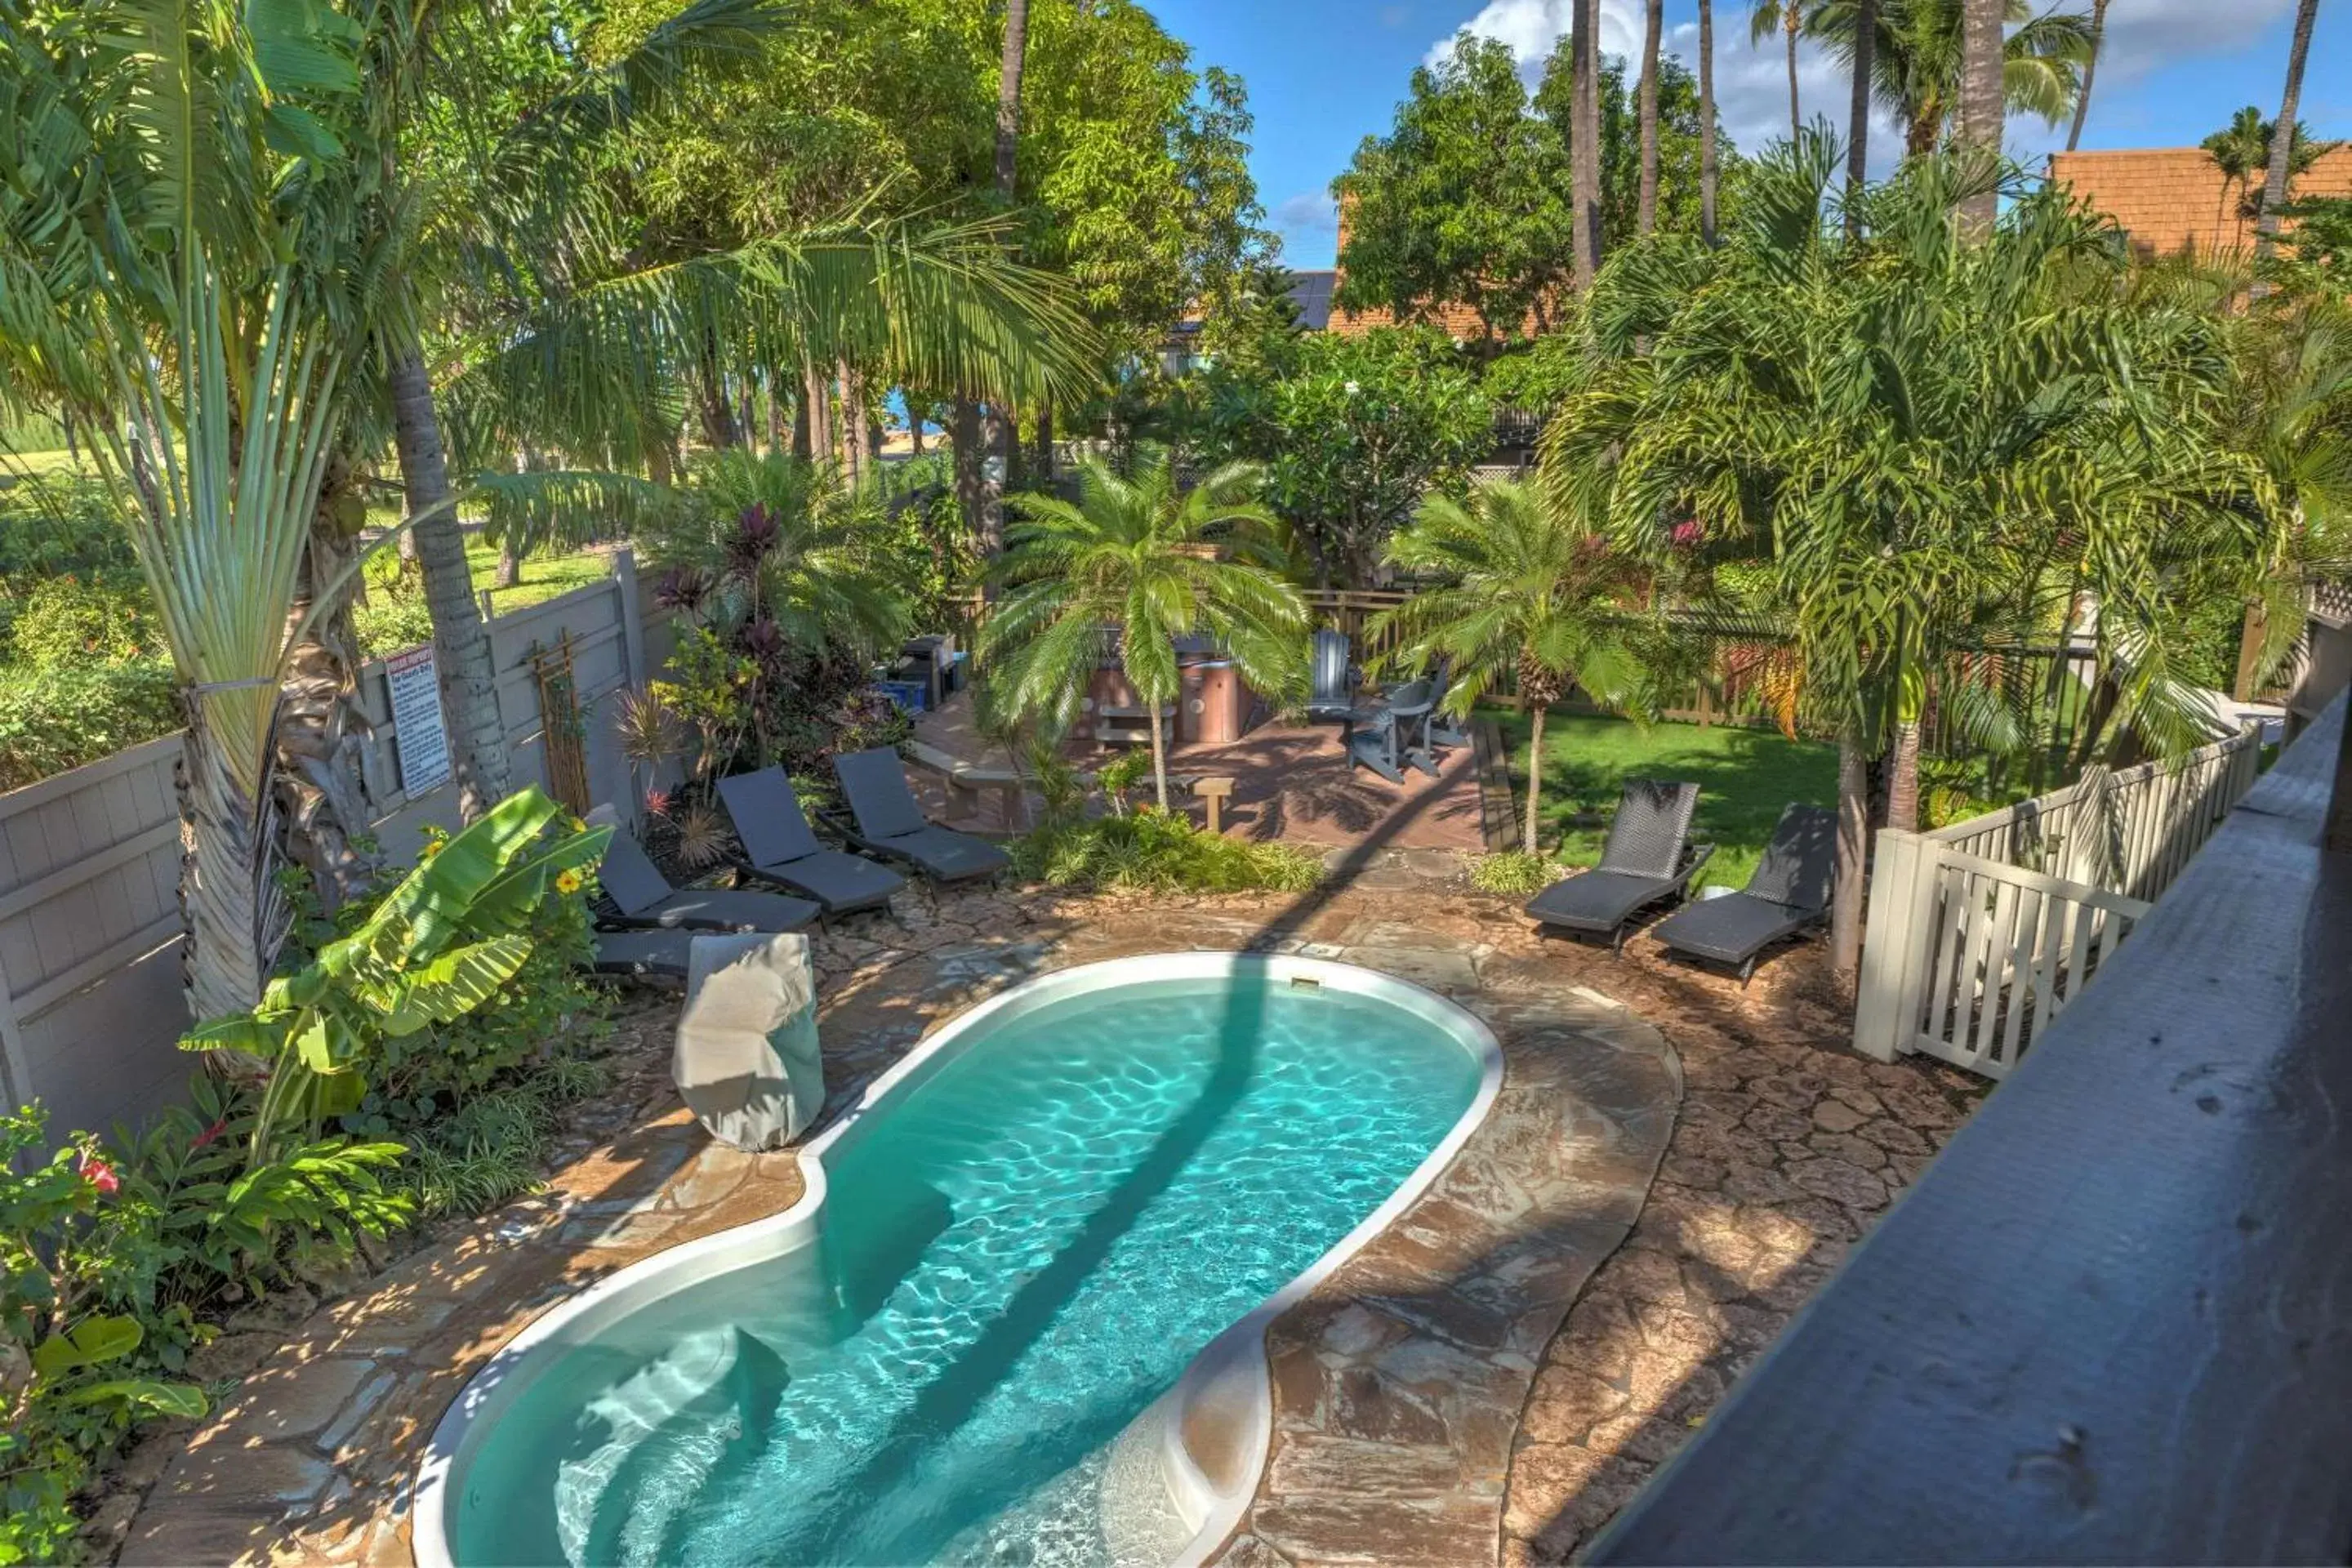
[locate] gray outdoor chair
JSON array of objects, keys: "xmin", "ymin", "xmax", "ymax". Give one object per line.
[
  {"xmin": 588, "ymin": 928, "xmax": 697, "ymax": 978},
  {"xmin": 1307, "ymin": 629, "xmax": 1358, "ymax": 720},
  {"xmin": 827, "ymin": 748, "xmax": 1011, "ymax": 884},
  {"xmin": 1525, "ymin": 779, "xmax": 1714, "ymax": 952},
  {"xmin": 585, "ymin": 806, "xmax": 821, "ymax": 934},
  {"xmin": 1650, "ymin": 802, "xmax": 1838, "ymax": 983},
  {"xmin": 1424, "ymin": 656, "xmax": 1469, "ymax": 753},
  {"xmin": 1345, "ymin": 677, "xmax": 1439, "ymax": 783},
  {"xmin": 718, "ymin": 767, "xmax": 904, "ymax": 917}
]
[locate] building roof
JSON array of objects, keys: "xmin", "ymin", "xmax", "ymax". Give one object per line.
[
  {"xmin": 2047, "ymin": 144, "xmax": 2352, "ymax": 259},
  {"xmin": 1285, "ymin": 269, "xmax": 1337, "ymax": 331}
]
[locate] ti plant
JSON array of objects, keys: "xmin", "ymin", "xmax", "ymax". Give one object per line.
[{"xmin": 181, "ymin": 790, "xmax": 612, "ymax": 1162}]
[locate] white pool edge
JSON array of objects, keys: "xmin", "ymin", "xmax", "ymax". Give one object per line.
[{"xmin": 411, "ymin": 951, "xmax": 1504, "ymax": 1568}]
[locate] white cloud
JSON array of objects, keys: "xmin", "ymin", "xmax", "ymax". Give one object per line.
[
  {"xmin": 1428, "ymin": 2, "xmax": 1906, "ymax": 176},
  {"xmin": 2090, "ymin": 0, "xmax": 2297, "ymax": 86},
  {"xmin": 1272, "ymin": 190, "xmax": 1339, "ymax": 242}
]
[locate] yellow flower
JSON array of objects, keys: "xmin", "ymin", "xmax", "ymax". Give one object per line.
[{"xmin": 555, "ymin": 868, "xmax": 583, "ymax": 896}]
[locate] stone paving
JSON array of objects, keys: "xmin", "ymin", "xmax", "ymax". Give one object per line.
[{"xmin": 107, "ymin": 861, "xmax": 1983, "ymax": 1567}]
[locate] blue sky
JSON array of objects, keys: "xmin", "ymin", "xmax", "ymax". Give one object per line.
[{"xmin": 1149, "ymin": 0, "xmax": 2352, "ymax": 270}]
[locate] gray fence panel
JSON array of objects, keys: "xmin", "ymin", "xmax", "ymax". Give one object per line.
[{"xmin": 0, "ymin": 553, "xmax": 666, "ymax": 1139}]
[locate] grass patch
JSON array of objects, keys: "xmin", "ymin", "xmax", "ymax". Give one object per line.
[
  {"xmin": 466, "ymin": 540, "xmax": 612, "ymax": 613},
  {"xmin": 1493, "ymin": 706, "xmax": 1838, "ymax": 890}
]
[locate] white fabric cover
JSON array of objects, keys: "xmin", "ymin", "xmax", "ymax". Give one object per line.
[{"xmin": 673, "ymin": 933, "xmax": 823, "ymax": 1150}]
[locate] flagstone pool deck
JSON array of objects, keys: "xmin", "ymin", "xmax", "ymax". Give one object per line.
[{"xmin": 109, "ymin": 866, "xmax": 1980, "ymax": 1567}]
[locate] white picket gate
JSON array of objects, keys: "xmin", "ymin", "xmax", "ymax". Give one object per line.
[{"xmin": 1855, "ymin": 724, "xmax": 2262, "ymax": 1077}]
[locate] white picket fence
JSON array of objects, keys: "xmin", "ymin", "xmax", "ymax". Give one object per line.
[{"xmin": 1855, "ymin": 724, "xmax": 2263, "ymax": 1077}]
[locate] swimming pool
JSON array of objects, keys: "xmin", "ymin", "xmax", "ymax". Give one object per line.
[{"xmin": 417, "ymin": 954, "xmax": 1501, "ymax": 1568}]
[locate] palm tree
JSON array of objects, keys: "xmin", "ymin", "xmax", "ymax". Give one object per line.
[
  {"xmin": 2064, "ymin": 0, "xmax": 2108, "ymax": 151},
  {"xmin": 2256, "ymin": 0, "xmax": 2324, "ymax": 267},
  {"xmin": 993, "ymin": 0, "xmax": 1031, "ymax": 506},
  {"xmin": 389, "ymin": 2, "xmax": 1094, "ymax": 812},
  {"xmin": 1373, "ymin": 481, "xmax": 1667, "ymax": 855},
  {"xmin": 1847, "ymin": 0, "xmax": 1878, "ymax": 226},
  {"xmin": 1805, "ymin": 0, "xmax": 2092, "ymax": 157},
  {"xmin": 982, "ymin": 457, "xmax": 1307, "ymax": 812},
  {"xmin": 1958, "ymin": 0, "xmax": 2003, "ymax": 232},
  {"xmin": 1750, "ymin": 0, "xmax": 1809, "ymax": 140},
  {"xmin": 1571, "ymin": 0, "xmax": 1605, "ymax": 284},
  {"xmin": 2203, "ymin": 108, "xmax": 2272, "ymax": 252},
  {"xmin": 0, "ymin": 0, "xmax": 368, "ymax": 1018},
  {"xmin": 1548, "ymin": 133, "xmax": 2278, "ymax": 976},
  {"xmin": 1639, "ymin": 0, "xmax": 1665, "ymax": 236},
  {"xmin": 1699, "ymin": 0, "xmax": 1722, "ymax": 245}
]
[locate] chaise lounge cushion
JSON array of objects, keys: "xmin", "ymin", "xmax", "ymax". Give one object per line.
[{"xmin": 718, "ymin": 768, "xmax": 903, "ymax": 914}]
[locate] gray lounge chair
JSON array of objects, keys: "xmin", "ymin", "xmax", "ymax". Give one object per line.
[
  {"xmin": 1525, "ymin": 780, "xmax": 1715, "ymax": 952},
  {"xmin": 1307, "ymin": 629, "xmax": 1358, "ymax": 720},
  {"xmin": 586, "ymin": 806, "xmax": 821, "ymax": 933},
  {"xmin": 1650, "ymin": 803, "xmax": 1838, "ymax": 982},
  {"xmin": 828, "ymin": 749, "xmax": 1011, "ymax": 883},
  {"xmin": 717, "ymin": 767, "xmax": 904, "ymax": 916},
  {"xmin": 589, "ymin": 928, "xmax": 696, "ymax": 978}
]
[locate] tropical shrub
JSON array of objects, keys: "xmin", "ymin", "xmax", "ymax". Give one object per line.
[
  {"xmin": 7, "ymin": 574, "xmax": 160, "ymax": 669},
  {"xmin": 1, "ymin": 1107, "xmax": 205, "ymax": 1567},
  {"xmin": 1468, "ymin": 850, "xmax": 1560, "ymax": 896},
  {"xmin": 352, "ymin": 581, "xmax": 437, "ymax": 659},
  {"xmin": 182, "ymin": 790, "xmax": 612, "ymax": 1160},
  {"xmin": 0, "ymin": 474, "xmax": 138, "ymax": 586},
  {"xmin": 1008, "ymin": 810, "xmax": 1322, "ymax": 893},
  {"xmin": 0, "ymin": 662, "xmax": 181, "ymax": 791}
]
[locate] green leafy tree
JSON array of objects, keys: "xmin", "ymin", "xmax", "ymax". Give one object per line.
[
  {"xmin": 982, "ymin": 457, "xmax": 1307, "ymax": 811},
  {"xmin": 1333, "ymin": 34, "xmax": 1571, "ymax": 339},
  {"xmin": 1374, "ymin": 479, "xmax": 1672, "ymax": 853},
  {"xmin": 1199, "ymin": 327, "xmax": 1493, "ymax": 586},
  {"xmin": 1550, "ymin": 133, "xmax": 2279, "ymax": 977}
]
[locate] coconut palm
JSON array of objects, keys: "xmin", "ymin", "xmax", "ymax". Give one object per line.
[
  {"xmin": 1699, "ymin": 0, "xmax": 1722, "ymax": 244},
  {"xmin": 1802, "ymin": 0, "xmax": 2092, "ymax": 157},
  {"xmin": 2256, "ymin": 0, "xmax": 2324, "ymax": 264},
  {"xmin": 1958, "ymin": 0, "xmax": 2003, "ymax": 233},
  {"xmin": 1640, "ymin": 0, "xmax": 1665, "ymax": 235},
  {"xmin": 1749, "ymin": 0, "xmax": 1809, "ymax": 140},
  {"xmin": 982, "ymin": 457, "xmax": 1307, "ymax": 812},
  {"xmin": 1373, "ymin": 481, "xmax": 1672, "ymax": 855},
  {"xmin": 1548, "ymin": 132, "xmax": 2278, "ymax": 976},
  {"xmin": 2064, "ymin": 0, "xmax": 2108, "ymax": 151}
]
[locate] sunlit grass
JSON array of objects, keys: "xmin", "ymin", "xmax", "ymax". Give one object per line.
[{"xmin": 1491, "ymin": 706, "xmax": 1839, "ymax": 890}]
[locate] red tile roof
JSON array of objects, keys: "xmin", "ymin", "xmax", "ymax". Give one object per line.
[{"xmin": 2047, "ymin": 145, "xmax": 2352, "ymax": 260}]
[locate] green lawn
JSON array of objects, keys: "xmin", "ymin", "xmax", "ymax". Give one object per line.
[
  {"xmin": 1493, "ymin": 707, "xmax": 1839, "ymax": 890},
  {"xmin": 467, "ymin": 541, "xmax": 612, "ymax": 613}
]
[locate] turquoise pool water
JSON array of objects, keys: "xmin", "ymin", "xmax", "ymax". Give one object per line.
[{"xmin": 447, "ymin": 969, "xmax": 1485, "ymax": 1568}]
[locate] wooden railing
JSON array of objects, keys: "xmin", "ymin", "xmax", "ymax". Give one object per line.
[
  {"xmin": 1854, "ymin": 723, "xmax": 2263, "ymax": 1076},
  {"xmin": 1588, "ymin": 693, "xmax": 2352, "ymax": 1565}
]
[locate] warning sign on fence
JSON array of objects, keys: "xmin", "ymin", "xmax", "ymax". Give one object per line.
[{"xmin": 386, "ymin": 645, "xmax": 453, "ymax": 796}]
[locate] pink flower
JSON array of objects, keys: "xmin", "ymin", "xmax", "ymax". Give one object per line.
[
  {"xmin": 644, "ymin": 786, "xmax": 674, "ymax": 818},
  {"xmin": 80, "ymin": 1152, "xmax": 119, "ymax": 1197},
  {"xmin": 1669, "ymin": 519, "xmax": 1704, "ymax": 549}
]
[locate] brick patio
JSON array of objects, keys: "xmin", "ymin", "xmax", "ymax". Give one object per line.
[{"xmin": 911, "ymin": 691, "xmax": 1494, "ymax": 852}]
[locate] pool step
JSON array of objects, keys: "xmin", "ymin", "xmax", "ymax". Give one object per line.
[{"xmin": 554, "ymin": 1325, "xmax": 791, "ymax": 1566}]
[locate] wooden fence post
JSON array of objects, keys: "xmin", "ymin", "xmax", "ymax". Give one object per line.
[{"xmin": 1853, "ymin": 828, "xmax": 1932, "ymax": 1062}]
